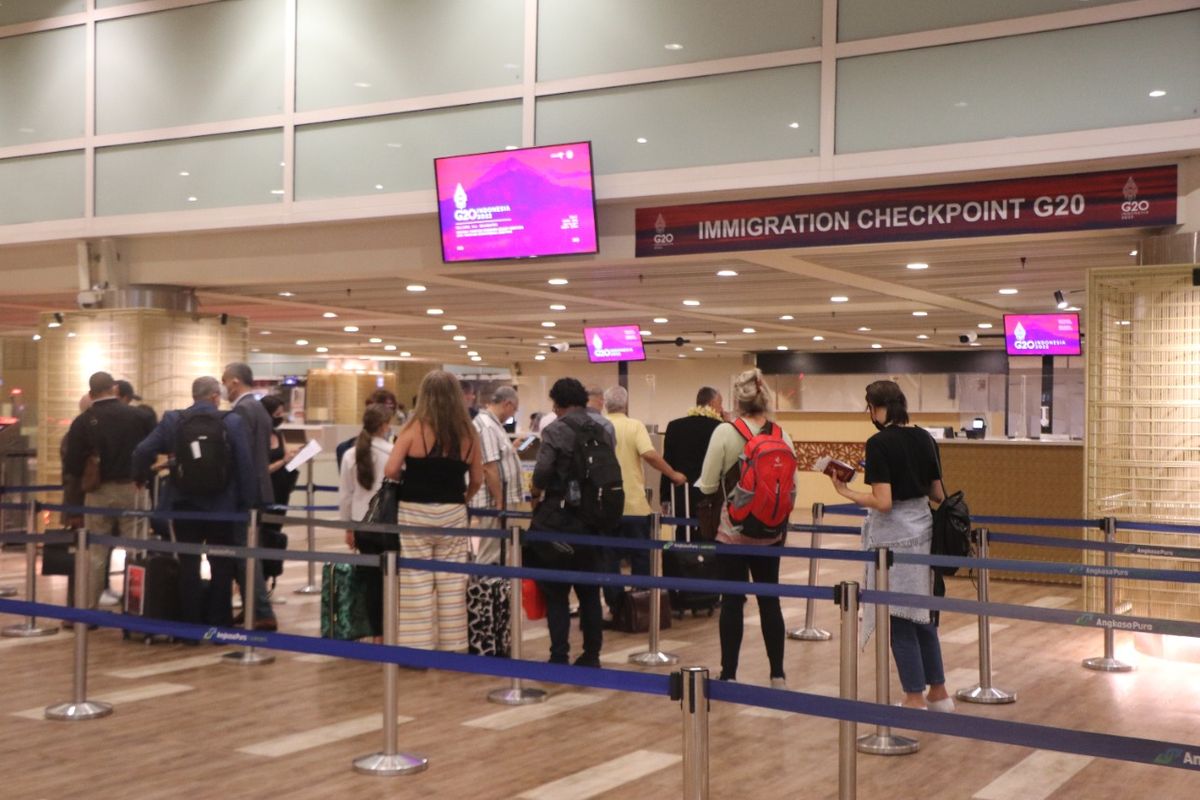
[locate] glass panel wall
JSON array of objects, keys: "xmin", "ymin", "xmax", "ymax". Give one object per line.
[
  {"xmin": 296, "ymin": 0, "xmax": 523, "ymax": 112},
  {"xmin": 0, "ymin": 0, "xmax": 83, "ymax": 26},
  {"xmin": 537, "ymin": 0, "xmax": 820, "ymax": 80},
  {"xmin": 0, "ymin": 151, "xmax": 84, "ymax": 224},
  {"xmin": 95, "ymin": 0, "xmax": 284, "ymax": 134},
  {"xmin": 838, "ymin": 0, "xmax": 1129, "ymax": 41},
  {"xmin": 96, "ymin": 130, "xmax": 283, "ymax": 215},
  {"xmin": 0, "ymin": 26, "xmax": 85, "ymax": 147},
  {"xmin": 837, "ymin": 11, "xmax": 1200, "ymax": 153},
  {"xmin": 537, "ymin": 66, "xmax": 819, "ymax": 174},
  {"xmin": 295, "ymin": 101, "xmax": 521, "ymax": 199}
]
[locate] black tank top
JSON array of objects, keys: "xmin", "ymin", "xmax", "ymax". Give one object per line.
[{"xmin": 398, "ymin": 431, "xmax": 469, "ymax": 504}]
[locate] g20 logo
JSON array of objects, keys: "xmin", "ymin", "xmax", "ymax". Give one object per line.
[
  {"xmin": 653, "ymin": 232, "xmax": 674, "ymax": 245},
  {"xmin": 1121, "ymin": 200, "xmax": 1150, "ymax": 213}
]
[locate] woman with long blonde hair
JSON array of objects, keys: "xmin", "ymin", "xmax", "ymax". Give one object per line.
[{"xmin": 384, "ymin": 370, "xmax": 482, "ymax": 652}]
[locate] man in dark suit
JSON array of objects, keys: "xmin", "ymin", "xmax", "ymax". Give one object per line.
[
  {"xmin": 659, "ymin": 387, "xmax": 726, "ymax": 539},
  {"xmin": 222, "ymin": 362, "xmax": 277, "ymax": 630},
  {"xmin": 133, "ymin": 376, "xmax": 256, "ymax": 630}
]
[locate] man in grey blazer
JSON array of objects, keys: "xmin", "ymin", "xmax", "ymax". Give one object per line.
[{"xmin": 222, "ymin": 362, "xmax": 278, "ymax": 630}]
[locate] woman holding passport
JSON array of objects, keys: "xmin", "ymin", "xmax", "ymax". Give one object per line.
[{"xmin": 828, "ymin": 380, "xmax": 953, "ymax": 711}]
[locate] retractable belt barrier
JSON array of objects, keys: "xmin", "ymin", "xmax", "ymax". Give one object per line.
[
  {"xmin": 0, "ymin": 484, "xmax": 61, "ymax": 494},
  {"xmin": 990, "ymin": 530, "xmax": 1200, "ymax": 560}
]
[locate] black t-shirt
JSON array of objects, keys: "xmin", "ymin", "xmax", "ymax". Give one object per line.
[{"xmin": 864, "ymin": 426, "xmax": 941, "ymax": 502}]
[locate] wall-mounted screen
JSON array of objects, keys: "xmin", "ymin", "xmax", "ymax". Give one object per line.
[
  {"xmin": 434, "ymin": 141, "xmax": 598, "ymax": 263},
  {"xmin": 584, "ymin": 324, "xmax": 646, "ymax": 364},
  {"xmin": 1004, "ymin": 313, "xmax": 1081, "ymax": 356}
]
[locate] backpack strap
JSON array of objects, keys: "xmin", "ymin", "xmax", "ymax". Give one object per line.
[{"xmin": 731, "ymin": 418, "xmax": 754, "ymax": 442}]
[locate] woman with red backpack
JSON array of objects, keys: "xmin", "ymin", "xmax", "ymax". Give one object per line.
[{"xmin": 697, "ymin": 368, "xmax": 796, "ymax": 688}]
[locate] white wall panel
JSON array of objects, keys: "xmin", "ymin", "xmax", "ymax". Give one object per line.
[
  {"xmin": 0, "ymin": 151, "xmax": 84, "ymax": 224},
  {"xmin": 0, "ymin": 26, "xmax": 85, "ymax": 147}
]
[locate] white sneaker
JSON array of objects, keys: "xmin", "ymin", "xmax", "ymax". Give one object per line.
[
  {"xmin": 926, "ymin": 697, "xmax": 955, "ymax": 713},
  {"xmin": 770, "ymin": 677, "xmax": 788, "ymax": 690},
  {"xmin": 98, "ymin": 589, "xmax": 121, "ymax": 607}
]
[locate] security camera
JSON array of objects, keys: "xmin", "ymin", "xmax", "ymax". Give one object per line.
[
  {"xmin": 549, "ymin": 341, "xmax": 570, "ymax": 353},
  {"xmin": 959, "ymin": 332, "xmax": 978, "ymax": 344}
]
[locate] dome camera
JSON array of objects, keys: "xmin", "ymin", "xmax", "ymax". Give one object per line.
[
  {"xmin": 549, "ymin": 341, "xmax": 570, "ymax": 353},
  {"xmin": 959, "ymin": 331, "xmax": 978, "ymax": 344}
]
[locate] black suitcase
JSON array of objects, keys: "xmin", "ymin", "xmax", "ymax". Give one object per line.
[
  {"xmin": 664, "ymin": 485, "xmax": 721, "ymax": 618},
  {"xmin": 122, "ymin": 510, "xmax": 181, "ymax": 643}
]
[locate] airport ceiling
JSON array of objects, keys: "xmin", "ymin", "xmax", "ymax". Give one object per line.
[{"xmin": 0, "ymin": 222, "xmax": 1144, "ymax": 366}]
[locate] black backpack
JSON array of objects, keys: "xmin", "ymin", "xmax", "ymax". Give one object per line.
[
  {"xmin": 172, "ymin": 409, "xmax": 230, "ymax": 496},
  {"xmin": 562, "ymin": 416, "xmax": 624, "ymax": 533},
  {"xmin": 931, "ymin": 489, "xmax": 971, "ymax": 576}
]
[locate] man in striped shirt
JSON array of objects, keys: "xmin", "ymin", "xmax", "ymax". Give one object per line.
[{"xmin": 469, "ymin": 386, "xmax": 524, "ymax": 564}]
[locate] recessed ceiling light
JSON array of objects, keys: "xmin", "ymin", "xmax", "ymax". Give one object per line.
[
  {"xmin": 260, "ymin": 330, "xmax": 272, "ymax": 335},
  {"xmin": 461, "ymin": 344, "xmax": 470, "ymax": 348},
  {"xmin": 399, "ymin": 351, "xmax": 411, "ymax": 357},
  {"xmin": 653, "ymin": 317, "xmax": 669, "ymax": 324},
  {"xmin": 504, "ymin": 145, "xmax": 518, "ymax": 151},
  {"xmin": 635, "ymin": 137, "xmax": 648, "ymax": 144},
  {"xmin": 47, "ymin": 321, "xmax": 61, "ymax": 328},
  {"xmin": 1129, "ymin": 250, "xmax": 1139, "ymax": 257},
  {"xmin": 270, "ymin": 189, "xmax": 285, "ymax": 195},
  {"xmin": 677, "ymin": 354, "xmax": 686, "ymax": 358},
  {"xmin": 917, "ymin": 334, "xmax": 930, "ymax": 340},
  {"xmin": 1117, "ymin": 320, "xmax": 1131, "ymax": 326},
  {"xmin": 857, "ymin": 326, "xmax": 871, "ymax": 332},
  {"xmin": 295, "ymin": 339, "xmax": 309, "ymax": 346},
  {"xmin": 406, "ymin": 284, "xmax": 426, "ymax": 292},
  {"xmin": 323, "ymin": 312, "xmax": 338, "ymax": 318},
  {"xmin": 906, "ymin": 262, "xmax": 929, "ymax": 270},
  {"xmin": 969, "ymin": 342, "xmax": 981, "ymax": 347},
  {"xmin": 1067, "ymin": 306, "xmax": 1081, "ymax": 312},
  {"xmin": 640, "ymin": 330, "xmax": 652, "ymax": 336},
  {"xmin": 1148, "ymin": 89, "xmax": 1166, "ymax": 98},
  {"xmin": 179, "ymin": 171, "xmax": 190, "ymax": 177},
  {"xmin": 664, "ymin": 43, "xmax": 683, "ymax": 50},
  {"xmin": 278, "ymin": 291, "xmax": 293, "ymax": 297},
  {"xmin": 715, "ymin": 340, "xmax": 727, "ymax": 345},
  {"xmin": 452, "ymin": 334, "xmax": 466, "ymax": 341},
  {"xmin": 830, "ymin": 296, "xmax": 849, "ymax": 303},
  {"xmin": 343, "ymin": 325, "xmax": 359, "ymax": 332},
  {"xmin": 548, "ymin": 278, "xmax": 568, "ymax": 286},
  {"xmin": 549, "ymin": 304, "xmax": 566, "ymax": 311},
  {"xmin": 682, "ymin": 299, "xmax": 701, "ymax": 306},
  {"xmin": 383, "ymin": 344, "xmax": 397, "ymax": 351},
  {"xmin": 977, "ymin": 323, "xmax": 993, "ymax": 329},
  {"xmin": 31, "ymin": 334, "xmax": 40, "ymax": 341},
  {"xmin": 871, "ymin": 343, "xmax": 882, "ymax": 349},
  {"xmin": 694, "ymin": 346, "xmax": 704, "ymax": 352},
  {"xmin": 716, "ymin": 269, "xmax": 738, "ymax": 277},
  {"xmin": 470, "ymin": 356, "xmax": 483, "ymax": 362},
  {"xmin": 742, "ymin": 327, "xmax": 756, "ymax": 334},
  {"xmin": 912, "ymin": 311, "xmax": 928, "ymax": 317},
  {"xmin": 426, "ymin": 308, "xmax": 444, "ymax": 315},
  {"xmin": 779, "ymin": 315, "xmax": 794, "ymax": 321},
  {"xmin": 777, "ymin": 345, "xmax": 788, "ymax": 351},
  {"xmin": 541, "ymin": 321, "xmax": 556, "ymax": 328},
  {"xmin": 67, "ymin": 332, "xmax": 76, "ymax": 338},
  {"xmin": 442, "ymin": 324, "xmax": 458, "ymax": 331},
  {"xmin": 186, "ymin": 196, "xmax": 198, "ymax": 202},
  {"xmin": 788, "ymin": 122, "xmax": 800, "ymax": 129},
  {"xmin": 812, "ymin": 335, "xmax": 824, "ymax": 342},
  {"xmin": 374, "ymin": 184, "xmax": 384, "ymax": 191},
  {"xmin": 315, "ymin": 346, "xmax": 329, "ymax": 353},
  {"xmin": 467, "ymin": 350, "xmax": 479, "ymax": 357},
  {"xmin": 534, "ymin": 354, "xmax": 546, "ymax": 361},
  {"xmin": 250, "ymin": 347, "xmax": 260, "ymax": 353},
  {"xmin": 369, "ymin": 337, "xmax": 382, "ymax": 343},
  {"xmin": 998, "ymin": 288, "xmax": 1019, "ymax": 295},
  {"xmin": 544, "ymin": 334, "xmax": 555, "ymax": 340}
]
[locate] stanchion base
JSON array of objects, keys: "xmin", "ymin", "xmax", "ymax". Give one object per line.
[
  {"xmin": 293, "ymin": 585, "xmax": 320, "ymax": 595},
  {"xmin": 2, "ymin": 621, "xmax": 59, "ymax": 638},
  {"xmin": 1082, "ymin": 656, "xmax": 1134, "ymax": 673},
  {"xmin": 0, "ymin": 586, "xmax": 17, "ymax": 598},
  {"xmin": 787, "ymin": 627, "xmax": 832, "ymax": 641},
  {"xmin": 628, "ymin": 651, "xmax": 680, "ymax": 667},
  {"xmin": 44, "ymin": 700, "xmax": 113, "ymax": 721},
  {"xmin": 856, "ymin": 733, "xmax": 919, "ymax": 755},
  {"xmin": 352, "ymin": 752, "xmax": 429, "ymax": 776},
  {"xmin": 222, "ymin": 648, "xmax": 275, "ymax": 666},
  {"xmin": 487, "ymin": 686, "xmax": 548, "ymax": 706},
  {"xmin": 956, "ymin": 685, "xmax": 1017, "ymax": 704}
]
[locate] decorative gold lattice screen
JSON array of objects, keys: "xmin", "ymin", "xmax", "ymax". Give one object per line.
[{"xmin": 1086, "ymin": 264, "xmax": 1200, "ymax": 621}]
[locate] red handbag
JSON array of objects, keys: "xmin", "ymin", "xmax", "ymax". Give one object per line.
[{"xmin": 522, "ymin": 579, "xmax": 546, "ymax": 620}]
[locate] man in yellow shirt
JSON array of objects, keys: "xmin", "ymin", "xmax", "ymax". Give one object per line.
[{"xmin": 601, "ymin": 386, "xmax": 686, "ymax": 615}]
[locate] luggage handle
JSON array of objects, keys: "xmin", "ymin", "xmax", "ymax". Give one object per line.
[{"xmin": 670, "ymin": 483, "xmax": 694, "ymax": 543}]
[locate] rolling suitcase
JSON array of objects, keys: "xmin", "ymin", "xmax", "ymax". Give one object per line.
[
  {"xmin": 123, "ymin": 508, "xmax": 182, "ymax": 643},
  {"xmin": 663, "ymin": 484, "xmax": 721, "ymax": 618}
]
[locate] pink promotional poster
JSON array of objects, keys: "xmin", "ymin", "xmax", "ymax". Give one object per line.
[
  {"xmin": 435, "ymin": 141, "xmax": 598, "ymax": 263},
  {"xmin": 1004, "ymin": 313, "xmax": 1081, "ymax": 356},
  {"xmin": 584, "ymin": 324, "xmax": 646, "ymax": 364}
]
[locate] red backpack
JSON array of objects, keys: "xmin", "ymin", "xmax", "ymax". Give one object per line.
[{"xmin": 726, "ymin": 419, "xmax": 797, "ymax": 539}]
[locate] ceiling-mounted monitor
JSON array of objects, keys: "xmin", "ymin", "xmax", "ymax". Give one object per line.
[
  {"xmin": 1003, "ymin": 313, "xmax": 1081, "ymax": 356},
  {"xmin": 584, "ymin": 324, "xmax": 646, "ymax": 364},
  {"xmin": 434, "ymin": 141, "xmax": 598, "ymax": 263}
]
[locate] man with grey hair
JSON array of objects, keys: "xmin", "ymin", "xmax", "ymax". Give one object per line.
[
  {"xmin": 601, "ymin": 384, "xmax": 686, "ymax": 615},
  {"xmin": 221, "ymin": 361, "xmax": 277, "ymax": 630},
  {"xmin": 469, "ymin": 385, "xmax": 524, "ymax": 564},
  {"xmin": 585, "ymin": 385, "xmax": 616, "ymax": 441},
  {"xmin": 132, "ymin": 376, "xmax": 256, "ymax": 633}
]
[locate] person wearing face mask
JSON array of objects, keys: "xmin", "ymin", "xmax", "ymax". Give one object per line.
[
  {"xmin": 260, "ymin": 395, "xmax": 300, "ymax": 508},
  {"xmin": 829, "ymin": 380, "xmax": 952, "ymax": 712}
]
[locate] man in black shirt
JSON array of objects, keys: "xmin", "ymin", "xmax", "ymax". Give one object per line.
[
  {"xmin": 659, "ymin": 386, "xmax": 725, "ymax": 537},
  {"xmin": 62, "ymin": 371, "xmax": 156, "ymax": 609}
]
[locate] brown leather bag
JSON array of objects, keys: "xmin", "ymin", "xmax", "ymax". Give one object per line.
[
  {"xmin": 614, "ymin": 589, "xmax": 671, "ymax": 633},
  {"xmin": 696, "ymin": 463, "xmax": 740, "ymax": 541}
]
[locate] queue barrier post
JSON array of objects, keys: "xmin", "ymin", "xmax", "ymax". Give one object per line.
[
  {"xmin": 957, "ymin": 528, "xmax": 1016, "ymax": 704},
  {"xmin": 294, "ymin": 461, "xmax": 320, "ymax": 595},
  {"xmin": 630, "ymin": 512, "xmax": 679, "ymax": 667},
  {"xmin": 44, "ymin": 527, "xmax": 111, "ymax": 721},
  {"xmin": 354, "ymin": 550, "xmax": 429, "ymax": 776},
  {"xmin": 224, "ymin": 509, "xmax": 274, "ymax": 666},
  {"xmin": 3, "ymin": 499, "xmax": 58, "ymax": 637},
  {"xmin": 677, "ymin": 666, "xmax": 709, "ymax": 800},
  {"xmin": 838, "ymin": 581, "xmax": 860, "ymax": 800},
  {"xmin": 788, "ymin": 501, "xmax": 832, "ymax": 642},
  {"xmin": 488, "ymin": 525, "xmax": 547, "ymax": 705},
  {"xmin": 856, "ymin": 547, "xmax": 919, "ymax": 756},
  {"xmin": 1083, "ymin": 516, "xmax": 1134, "ymax": 673}
]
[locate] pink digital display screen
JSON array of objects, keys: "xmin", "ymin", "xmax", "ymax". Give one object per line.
[
  {"xmin": 435, "ymin": 141, "xmax": 598, "ymax": 263},
  {"xmin": 584, "ymin": 325, "xmax": 646, "ymax": 364},
  {"xmin": 1004, "ymin": 313, "xmax": 1081, "ymax": 356}
]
